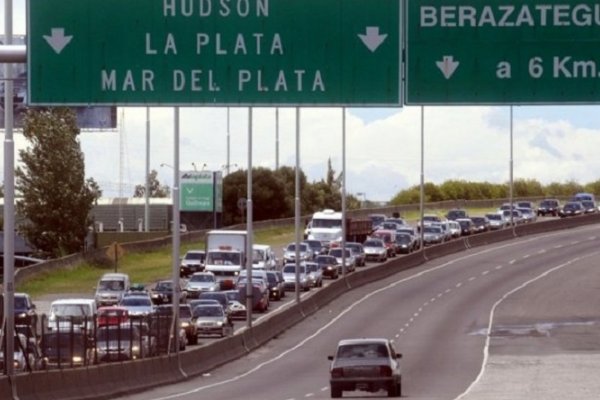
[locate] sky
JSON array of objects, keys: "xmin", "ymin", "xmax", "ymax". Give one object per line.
[{"xmin": 3, "ymin": 1, "xmax": 600, "ymax": 202}]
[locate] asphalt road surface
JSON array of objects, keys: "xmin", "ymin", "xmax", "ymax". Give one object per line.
[{"xmin": 113, "ymin": 224, "xmax": 600, "ymax": 400}]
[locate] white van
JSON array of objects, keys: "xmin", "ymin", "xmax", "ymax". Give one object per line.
[
  {"xmin": 47, "ymin": 298, "xmax": 97, "ymax": 332},
  {"xmin": 94, "ymin": 272, "xmax": 131, "ymax": 306},
  {"xmin": 252, "ymin": 244, "xmax": 277, "ymax": 270}
]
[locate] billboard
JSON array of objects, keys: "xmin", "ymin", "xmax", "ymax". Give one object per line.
[{"xmin": 1, "ymin": 35, "xmax": 117, "ymax": 129}]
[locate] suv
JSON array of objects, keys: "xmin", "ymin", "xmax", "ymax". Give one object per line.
[
  {"xmin": 94, "ymin": 273, "xmax": 131, "ymax": 307},
  {"xmin": 180, "ymin": 250, "xmax": 206, "ymax": 277},
  {"xmin": 328, "ymin": 338, "xmax": 403, "ymax": 398},
  {"xmin": 537, "ymin": 199, "xmax": 560, "ymax": 217}
]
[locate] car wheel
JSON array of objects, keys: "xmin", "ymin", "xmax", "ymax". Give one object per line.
[
  {"xmin": 331, "ymin": 385, "xmax": 342, "ymax": 398},
  {"xmin": 387, "ymin": 382, "xmax": 397, "ymax": 397},
  {"xmin": 189, "ymin": 334, "xmax": 198, "ymax": 345}
]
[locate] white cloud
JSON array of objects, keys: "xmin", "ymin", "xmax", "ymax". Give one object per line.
[{"xmin": 69, "ymin": 105, "xmax": 600, "ymax": 201}]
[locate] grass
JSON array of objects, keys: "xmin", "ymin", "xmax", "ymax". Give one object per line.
[{"xmin": 18, "ymin": 226, "xmax": 296, "ymax": 298}]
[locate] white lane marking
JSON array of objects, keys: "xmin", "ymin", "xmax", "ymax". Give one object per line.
[
  {"xmin": 409, "ymin": 317, "xmax": 414, "ymax": 322},
  {"xmin": 418, "ymin": 307, "xmax": 423, "ymax": 312},
  {"xmin": 571, "ymin": 241, "xmax": 580, "ymax": 245},
  {"xmin": 538, "ymin": 249, "xmax": 546, "ymax": 254},
  {"xmin": 321, "ymin": 387, "xmax": 328, "ymax": 392},
  {"xmin": 445, "ymin": 288, "xmax": 451, "ymax": 293},
  {"xmin": 395, "ymin": 334, "xmax": 400, "ymax": 338},
  {"xmin": 481, "ymin": 270, "xmax": 489, "ymax": 276},
  {"xmin": 453, "ymin": 250, "xmax": 599, "ymax": 400},
  {"xmin": 144, "ymin": 230, "xmax": 590, "ymax": 400},
  {"xmin": 495, "ymin": 265, "xmax": 503, "ymax": 270},
  {"xmin": 509, "ymin": 259, "xmax": 516, "ymax": 264},
  {"xmin": 456, "ymin": 282, "xmax": 463, "ymax": 288},
  {"xmin": 414, "ymin": 312, "xmax": 419, "ymax": 317},
  {"xmin": 305, "ymin": 393, "xmax": 314, "ymax": 397},
  {"xmin": 424, "ymin": 301, "xmax": 430, "ymax": 306},
  {"xmin": 468, "ymin": 276, "xmax": 476, "ymax": 282},
  {"xmin": 522, "ymin": 254, "xmax": 530, "ymax": 259},
  {"xmin": 430, "ymin": 297, "xmax": 437, "ymax": 302}
]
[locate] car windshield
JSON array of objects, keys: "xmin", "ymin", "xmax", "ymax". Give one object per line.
[
  {"xmin": 283, "ymin": 265, "xmax": 305, "ymax": 273},
  {"xmin": 305, "ymin": 264, "xmax": 319, "ymax": 272},
  {"xmin": 190, "ymin": 274, "xmax": 214, "ymax": 283},
  {"xmin": 98, "ymin": 280, "xmax": 125, "ymax": 291},
  {"xmin": 155, "ymin": 281, "xmax": 172, "ymax": 290},
  {"xmin": 179, "ymin": 306, "xmax": 192, "ymax": 318},
  {"xmin": 224, "ymin": 291, "xmax": 241, "ymax": 302},
  {"xmin": 396, "ymin": 235, "xmax": 411, "ymax": 243},
  {"xmin": 336, "ymin": 343, "xmax": 389, "ymax": 359},
  {"xmin": 486, "ymin": 214, "xmax": 502, "ymax": 221},
  {"xmin": 346, "ymin": 244, "xmax": 362, "ymax": 252},
  {"xmin": 364, "ymin": 240, "xmax": 383, "ymax": 247},
  {"xmin": 185, "ymin": 252, "xmax": 205, "ymax": 261},
  {"xmin": 311, "ymin": 218, "xmax": 341, "ymax": 228},
  {"xmin": 14, "ymin": 296, "xmax": 28, "ymax": 309},
  {"xmin": 252, "ymin": 249, "xmax": 265, "ymax": 262},
  {"xmin": 286, "ymin": 243, "xmax": 308, "ymax": 252},
  {"xmin": 206, "ymin": 252, "xmax": 241, "ymax": 265},
  {"xmin": 51, "ymin": 304, "xmax": 89, "ymax": 317},
  {"xmin": 193, "ymin": 306, "xmax": 223, "ymax": 318},
  {"xmin": 424, "ymin": 226, "xmax": 441, "ymax": 233},
  {"xmin": 120, "ymin": 297, "xmax": 151, "ymax": 307},
  {"xmin": 330, "ymin": 249, "xmax": 350, "ymax": 257},
  {"xmin": 316, "ymin": 256, "xmax": 337, "ymax": 265}
]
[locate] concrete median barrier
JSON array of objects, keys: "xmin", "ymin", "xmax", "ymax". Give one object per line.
[{"xmin": 424, "ymin": 239, "xmax": 467, "ymax": 260}]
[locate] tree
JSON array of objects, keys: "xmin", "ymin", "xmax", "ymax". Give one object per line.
[
  {"xmin": 16, "ymin": 108, "xmax": 101, "ymax": 257},
  {"xmin": 133, "ymin": 169, "xmax": 170, "ymax": 197}
]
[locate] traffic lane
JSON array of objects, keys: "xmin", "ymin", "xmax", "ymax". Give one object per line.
[
  {"xmin": 110, "ymin": 226, "xmax": 600, "ymax": 400},
  {"xmin": 458, "ymin": 238, "xmax": 600, "ymax": 399}
]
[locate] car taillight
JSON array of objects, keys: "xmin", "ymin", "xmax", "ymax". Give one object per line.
[
  {"xmin": 379, "ymin": 366, "xmax": 392, "ymax": 376},
  {"xmin": 331, "ymin": 367, "xmax": 344, "ymax": 378}
]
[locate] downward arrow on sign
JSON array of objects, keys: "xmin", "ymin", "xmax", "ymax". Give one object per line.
[
  {"xmin": 358, "ymin": 27, "xmax": 388, "ymax": 53},
  {"xmin": 436, "ymin": 55, "xmax": 460, "ymax": 79},
  {"xmin": 43, "ymin": 28, "xmax": 73, "ymax": 54}
]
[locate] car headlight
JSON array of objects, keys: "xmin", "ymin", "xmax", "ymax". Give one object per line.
[
  {"xmin": 72, "ymin": 356, "xmax": 83, "ymax": 363},
  {"xmin": 216, "ymin": 321, "xmax": 224, "ymax": 327},
  {"xmin": 16, "ymin": 312, "xmax": 27, "ymax": 319},
  {"xmin": 181, "ymin": 321, "xmax": 190, "ymax": 328}
]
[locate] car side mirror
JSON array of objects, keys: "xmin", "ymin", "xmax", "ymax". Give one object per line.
[
  {"xmin": 396, "ymin": 353, "xmax": 403, "ymax": 359},
  {"xmin": 327, "ymin": 355, "xmax": 334, "ymax": 361}
]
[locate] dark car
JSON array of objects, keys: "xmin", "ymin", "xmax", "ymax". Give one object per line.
[
  {"xmin": 537, "ymin": 199, "xmax": 560, "ymax": 217},
  {"xmin": 13, "ymin": 293, "xmax": 38, "ymax": 329},
  {"xmin": 580, "ymin": 200, "xmax": 598, "ymax": 214},
  {"xmin": 150, "ymin": 280, "xmax": 187, "ymax": 305},
  {"xmin": 178, "ymin": 304, "xmax": 198, "ymax": 345},
  {"xmin": 559, "ymin": 201, "xmax": 585, "ymax": 217},
  {"xmin": 456, "ymin": 218, "xmax": 475, "ymax": 235},
  {"xmin": 302, "ymin": 239, "xmax": 326, "ymax": 257},
  {"xmin": 470, "ymin": 216, "xmax": 491, "ymax": 233},
  {"xmin": 150, "ymin": 305, "xmax": 187, "ymax": 352},
  {"xmin": 179, "ymin": 250, "xmax": 206, "ymax": 278},
  {"xmin": 41, "ymin": 330, "xmax": 94, "ymax": 368},
  {"xmin": 394, "ymin": 232, "xmax": 416, "ymax": 254},
  {"xmin": 265, "ymin": 270, "xmax": 286, "ymax": 300},
  {"xmin": 328, "ymin": 338, "xmax": 403, "ymax": 398},
  {"xmin": 445, "ymin": 208, "xmax": 468, "ymax": 221},
  {"xmin": 316, "ymin": 255, "xmax": 341, "ymax": 279}
]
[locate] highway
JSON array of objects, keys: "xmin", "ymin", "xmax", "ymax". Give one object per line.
[{"xmin": 111, "ymin": 224, "xmax": 600, "ymax": 400}]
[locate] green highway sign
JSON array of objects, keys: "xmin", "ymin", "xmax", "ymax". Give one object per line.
[
  {"xmin": 28, "ymin": 0, "xmax": 400, "ymax": 106},
  {"xmin": 406, "ymin": 0, "xmax": 600, "ymax": 105},
  {"xmin": 180, "ymin": 171, "xmax": 222, "ymax": 212}
]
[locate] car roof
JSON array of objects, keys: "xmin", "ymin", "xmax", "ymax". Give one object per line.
[
  {"xmin": 50, "ymin": 298, "xmax": 95, "ymax": 305},
  {"xmin": 337, "ymin": 338, "xmax": 390, "ymax": 346}
]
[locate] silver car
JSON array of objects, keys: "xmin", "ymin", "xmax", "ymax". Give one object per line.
[
  {"xmin": 193, "ymin": 304, "xmax": 230, "ymax": 337},
  {"xmin": 281, "ymin": 264, "xmax": 311, "ymax": 291},
  {"xmin": 304, "ymin": 261, "xmax": 323, "ymax": 288},
  {"xmin": 283, "ymin": 242, "xmax": 313, "ymax": 264},
  {"xmin": 362, "ymin": 238, "xmax": 388, "ymax": 263},
  {"xmin": 328, "ymin": 338, "xmax": 403, "ymax": 398},
  {"xmin": 185, "ymin": 271, "xmax": 219, "ymax": 299},
  {"xmin": 328, "ymin": 248, "xmax": 356, "ymax": 273}
]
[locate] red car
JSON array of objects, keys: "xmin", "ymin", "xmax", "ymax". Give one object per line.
[{"xmin": 97, "ymin": 306, "xmax": 129, "ymax": 326}]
